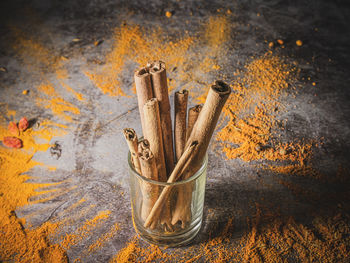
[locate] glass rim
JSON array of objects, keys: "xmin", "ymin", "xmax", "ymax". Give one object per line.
[{"xmin": 128, "ymin": 151, "xmax": 208, "ymax": 186}]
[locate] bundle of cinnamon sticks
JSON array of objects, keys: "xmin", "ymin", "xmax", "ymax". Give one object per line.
[{"xmin": 123, "ymin": 61, "xmax": 231, "ymax": 231}]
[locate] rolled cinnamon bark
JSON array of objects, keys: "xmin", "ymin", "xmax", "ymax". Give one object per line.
[
  {"xmin": 174, "ymin": 90, "xmax": 188, "ymax": 162},
  {"xmin": 144, "ymin": 141, "xmax": 198, "ymax": 228},
  {"xmin": 184, "ymin": 81, "xmax": 231, "ymax": 173},
  {"xmin": 138, "ymin": 148, "xmax": 158, "ymax": 229},
  {"xmin": 146, "ymin": 81, "xmax": 231, "ymax": 228},
  {"xmin": 123, "ymin": 128, "xmax": 141, "ymax": 174},
  {"xmin": 186, "ymin": 105, "xmax": 203, "ymax": 141},
  {"xmin": 172, "ymin": 105, "xmax": 202, "ymax": 228},
  {"xmin": 143, "ymin": 98, "xmax": 172, "ymax": 231},
  {"xmin": 171, "ymin": 182, "xmax": 191, "ymax": 228},
  {"xmin": 172, "ymin": 81, "xmax": 231, "ymax": 227},
  {"xmin": 134, "ymin": 67, "xmax": 153, "ymax": 135},
  {"xmin": 138, "ymin": 138, "xmax": 150, "ymax": 152},
  {"xmin": 149, "ymin": 61, "xmax": 175, "ymax": 176}
]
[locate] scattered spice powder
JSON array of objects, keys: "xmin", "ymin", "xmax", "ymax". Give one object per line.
[
  {"xmin": 198, "ymin": 52, "xmax": 316, "ymax": 177},
  {"xmin": 214, "ymin": 53, "xmax": 294, "ymax": 160},
  {"xmin": 10, "ymin": 27, "xmax": 84, "ymax": 122},
  {"xmin": 240, "ymin": 204, "xmax": 350, "ymax": 262},
  {"xmin": 60, "ymin": 80, "xmax": 85, "ymax": 101},
  {"xmin": 87, "ymin": 223, "xmax": 120, "ymax": 253},
  {"xmin": 36, "ymin": 83, "xmax": 81, "ymax": 122},
  {"xmin": 0, "ymin": 114, "xmax": 67, "ymax": 152},
  {"xmin": 204, "ymin": 15, "xmax": 231, "ymax": 49},
  {"xmin": 110, "ymin": 207, "xmax": 349, "ymax": 262},
  {"xmin": 0, "ymin": 114, "xmax": 68, "ymax": 262},
  {"xmin": 60, "ymin": 210, "xmax": 111, "ymax": 250},
  {"xmin": 109, "ymin": 236, "xmax": 169, "ymax": 263},
  {"xmin": 11, "ymin": 26, "xmax": 63, "ymax": 74},
  {"xmin": 85, "ymin": 24, "xmax": 193, "ymax": 96},
  {"xmin": 86, "ymin": 15, "xmax": 230, "ymax": 97}
]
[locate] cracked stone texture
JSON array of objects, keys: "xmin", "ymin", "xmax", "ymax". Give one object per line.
[{"xmin": 0, "ymin": 0, "xmax": 349, "ymax": 262}]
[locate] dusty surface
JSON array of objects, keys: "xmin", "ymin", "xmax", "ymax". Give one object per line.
[{"xmin": 0, "ymin": 0, "xmax": 349, "ymax": 262}]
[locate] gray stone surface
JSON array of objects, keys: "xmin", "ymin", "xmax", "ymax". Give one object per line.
[{"xmin": 0, "ymin": 0, "xmax": 349, "ymax": 262}]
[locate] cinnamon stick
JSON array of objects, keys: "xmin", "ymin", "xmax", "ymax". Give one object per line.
[
  {"xmin": 149, "ymin": 61, "xmax": 175, "ymax": 176},
  {"xmin": 143, "ymin": 98, "xmax": 172, "ymax": 231},
  {"xmin": 183, "ymin": 81, "xmax": 231, "ymax": 175},
  {"xmin": 186, "ymin": 105, "xmax": 203, "ymax": 141},
  {"xmin": 171, "ymin": 182, "xmax": 192, "ymax": 228},
  {"xmin": 172, "ymin": 105, "xmax": 202, "ymax": 227},
  {"xmin": 138, "ymin": 138, "xmax": 150, "ymax": 152},
  {"xmin": 123, "ymin": 128, "xmax": 141, "ymax": 174},
  {"xmin": 134, "ymin": 67, "xmax": 153, "ymax": 135},
  {"xmin": 144, "ymin": 141, "xmax": 199, "ymax": 228},
  {"xmin": 138, "ymin": 147, "xmax": 158, "ymax": 229},
  {"xmin": 174, "ymin": 90, "xmax": 188, "ymax": 162},
  {"xmin": 147, "ymin": 81, "xmax": 231, "ymax": 228}
]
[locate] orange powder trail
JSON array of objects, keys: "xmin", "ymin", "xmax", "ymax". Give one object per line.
[
  {"xmin": 10, "ymin": 26, "xmax": 62, "ymax": 73},
  {"xmin": 197, "ymin": 52, "xmax": 315, "ymax": 176},
  {"xmin": 0, "ymin": 114, "xmax": 68, "ymax": 262},
  {"xmin": 109, "ymin": 236, "xmax": 170, "ymax": 263},
  {"xmin": 60, "ymin": 210, "xmax": 111, "ymax": 250},
  {"xmin": 215, "ymin": 53, "xmax": 295, "ymax": 161},
  {"xmin": 87, "ymin": 223, "xmax": 120, "ymax": 253},
  {"xmin": 86, "ymin": 24, "xmax": 193, "ymax": 96},
  {"xmin": 60, "ymin": 80, "xmax": 85, "ymax": 102},
  {"xmin": 87, "ymin": 15, "xmax": 231, "ymax": 97},
  {"xmin": 10, "ymin": 27, "xmax": 83, "ymax": 123},
  {"xmin": 36, "ymin": 83, "xmax": 81, "ymax": 122},
  {"xmin": 110, "ymin": 205, "xmax": 349, "ymax": 262}
]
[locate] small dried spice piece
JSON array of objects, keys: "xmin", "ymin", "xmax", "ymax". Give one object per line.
[
  {"xmin": 165, "ymin": 11, "xmax": 172, "ymax": 18},
  {"xmin": 277, "ymin": 39, "xmax": 284, "ymax": 45},
  {"xmin": 296, "ymin": 40, "xmax": 303, "ymax": 46},
  {"xmin": 18, "ymin": 117, "xmax": 29, "ymax": 132},
  {"xmin": 268, "ymin": 42, "xmax": 274, "ymax": 48},
  {"xmin": 8, "ymin": 122, "xmax": 19, "ymax": 136},
  {"xmin": 22, "ymin": 90, "xmax": 29, "ymax": 95},
  {"xmin": 3, "ymin": 137, "xmax": 22, "ymax": 148},
  {"xmin": 50, "ymin": 141, "xmax": 62, "ymax": 159},
  {"xmin": 94, "ymin": 40, "xmax": 103, "ymax": 46}
]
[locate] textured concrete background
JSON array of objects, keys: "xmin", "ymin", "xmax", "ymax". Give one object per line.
[{"xmin": 0, "ymin": 0, "xmax": 349, "ymax": 262}]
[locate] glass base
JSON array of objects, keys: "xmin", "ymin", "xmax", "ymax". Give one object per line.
[{"xmin": 133, "ymin": 216, "xmax": 203, "ymax": 247}]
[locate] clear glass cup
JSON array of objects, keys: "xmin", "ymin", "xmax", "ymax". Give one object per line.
[{"xmin": 128, "ymin": 151, "xmax": 207, "ymax": 247}]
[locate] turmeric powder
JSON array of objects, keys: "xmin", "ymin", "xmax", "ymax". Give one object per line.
[
  {"xmin": 36, "ymin": 83, "xmax": 81, "ymax": 122},
  {"xmin": 60, "ymin": 210, "xmax": 111, "ymax": 250},
  {"xmin": 0, "ymin": 113, "xmax": 68, "ymax": 262},
  {"xmin": 87, "ymin": 223, "xmax": 120, "ymax": 253},
  {"xmin": 109, "ymin": 236, "xmax": 169, "ymax": 263},
  {"xmin": 10, "ymin": 27, "xmax": 83, "ymax": 123},
  {"xmin": 195, "ymin": 52, "xmax": 316, "ymax": 177},
  {"xmin": 86, "ymin": 15, "xmax": 230, "ymax": 97}
]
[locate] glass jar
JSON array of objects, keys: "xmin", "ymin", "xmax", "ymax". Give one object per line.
[{"xmin": 128, "ymin": 151, "xmax": 207, "ymax": 247}]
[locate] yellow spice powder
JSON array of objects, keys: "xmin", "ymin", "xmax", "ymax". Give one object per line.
[
  {"xmin": 87, "ymin": 15, "xmax": 231, "ymax": 97},
  {"xmin": 0, "ymin": 114, "xmax": 68, "ymax": 262}
]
